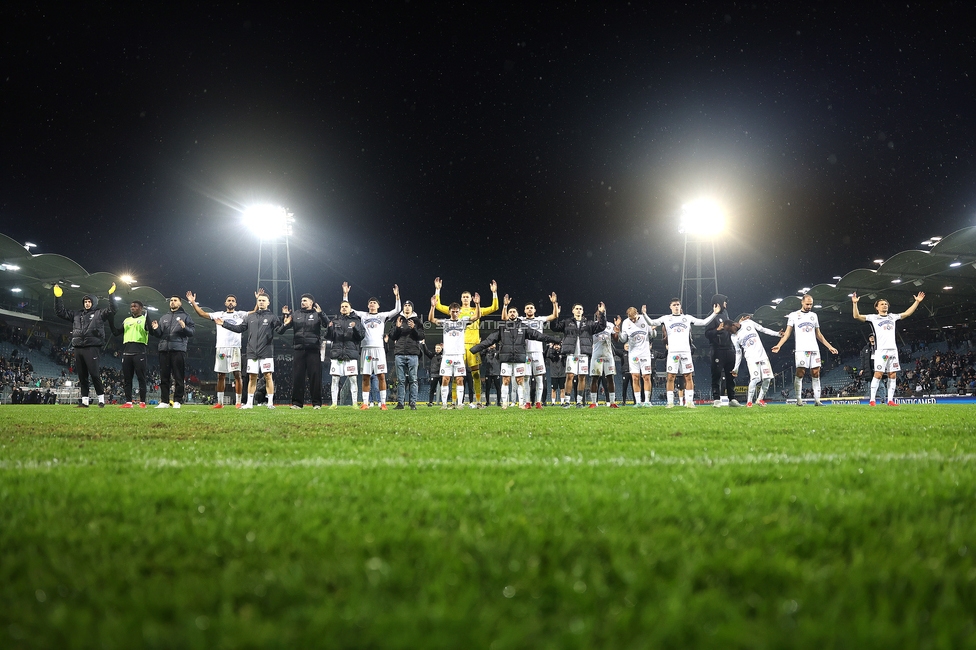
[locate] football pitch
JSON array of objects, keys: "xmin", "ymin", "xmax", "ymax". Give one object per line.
[{"xmin": 2, "ymin": 405, "xmax": 975, "ymax": 649}]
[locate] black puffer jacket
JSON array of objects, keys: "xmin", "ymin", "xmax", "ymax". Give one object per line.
[
  {"xmin": 705, "ymin": 295, "xmax": 733, "ymax": 351},
  {"xmin": 326, "ymin": 313, "xmax": 366, "ymax": 361},
  {"xmin": 551, "ymin": 313, "xmax": 606, "ymax": 357},
  {"xmin": 149, "ymin": 307, "xmax": 195, "ymax": 352},
  {"xmin": 423, "ymin": 343, "xmax": 442, "ymax": 376},
  {"xmin": 277, "ymin": 308, "xmax": 328, "ymax": 350},
  {"xmin": 471, "ymin": 319, "xmax": 558, "ymax": 363},
  {"xmin": 55, "ymin": 295, "xmax": 117, "ymax": 348},
  {"xmin": 222, "ymin": 309, "xmax": 280, "ymax": 359},
  {"xmin": 391, "ymin": 313, "xmax": 425, "ymax": 356}
]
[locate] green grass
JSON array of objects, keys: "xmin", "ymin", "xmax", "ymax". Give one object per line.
[{"xmin": 2, "ymin": 404, "xmax": 975, "ymax": 649}]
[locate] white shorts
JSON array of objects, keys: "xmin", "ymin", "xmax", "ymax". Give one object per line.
[
  {"xmin": 214, "ymin": 347, "xmax": 241, "ymax": 374},
  {"xmin": 874, "ymin": 350, "xmax": 900, "ymax": 373},
  {"xmin": 500, "ymin": 362, "xmax": 527, "ymax": 378},
  {"xmin": 526, "ymin": 351, "xmax": 546, "ymax": 376},
  {"xmin": 246, "ymin": 358, "xmax": 274, "ymax": 374},
  {"xmin": 666, "ymin": 352, "xmax": 694, "ymax": 375},
  {"xmin": 360, "ymin": 348, "xmax": 387, "ymax": 375},
  {"xmin": 440, "ymin": 354, "xmax": 467, "ymax": 377},
  {"xmin": 589, "ymin": 355, "xmax": 616, "ymax": 376},
  {"xmin": 565, "ymin": 354, "xmax": 589, "ymax": 375},
  {"xmin": 330, "ymin": 359, "xmax": 359, "ymax": 377},
  {"xmin": 628, "ymin": 353, "xmax": 653, "ymax": 376},
  {"xmin": 795, "ymin": 350, "xmax": 822, "ymax": 369},
  {"xmin": 746, "ymin": 357, "xmax": 774, "ymax": 380}
]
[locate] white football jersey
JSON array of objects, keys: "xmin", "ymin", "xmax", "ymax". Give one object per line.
[
  {"xmin": 786, "ymin": 309, "xmax": 821, "ymax": 352},
  {"xmin": 647, "ymin": 312, "xmax": 715, "ymax": 354},
  {"xmin": 209, "ymin": 310, "xmax": 247, "ymax": 348},
  {"xmin": 591, "ymin": 320, "xmax": 616, "ymax": 358},
  {"xmin": 352, "ymin": 302, "xmax": 400, "ymax": 349},
  {"xmin": 440, "ymin": 317, "xmax": 472, "ymax": 356},
  {"xmin": 865, "ymin": 313, "xmax": 901, "ymax": 351},
  {"xmin": 732, "ymin": 320, "xmax": 778, "ymax": 364},
  {"xmin": 619, "ymin": 316, "xmax": 653, "ymax": 357},
  {"xmin": 521, "ymin": 316, "xmax": 547, "ymax": 353}
]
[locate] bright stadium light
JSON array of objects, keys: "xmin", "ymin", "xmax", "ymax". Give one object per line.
[
  {"xmin": 891, "ymin": 278, "xmax": 902, "ymax": 284},
  {"xmin": 949, "ymin": 260, "xmax": 962, "ymax": 268},
  {"xmin": 120, "ymin": 274, "xmax": 136, "ymax": 284},
  {"xmin": 11, "ymin": 287, "xmax": 22, "ymax": 293},
  {"xmin": 23, "ymin": 242, "xmax": 36, "ymax": 252},
  {"xmin": 678, "ymin": 199, "xmax": 726, "ymax": 237},
  {"xmin": 243, "ymin": 205, "xmax": 294, "ymax": 240},
  {"xmin": 943, "ymin": 286, "xmax": 954, "ymax": 290},
  {"xmin": 873, "ymin": 259, "xmax": 884, "ymax": 265}
]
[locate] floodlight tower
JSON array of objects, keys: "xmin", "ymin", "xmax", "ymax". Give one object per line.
[
  {"xmin": 678, "ymin": 199, "xmax": 725, "ymax": 318},
  {"xmin": 243, "ymin": 205, "xmax": 296, "ymax": 313}
]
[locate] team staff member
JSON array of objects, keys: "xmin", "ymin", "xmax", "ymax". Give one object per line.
[
  {"xmin": 326, "ymin": 300, "xmax": 366, "ymax": 408},
  {"xmin": 114, "ymin": 300, "xmax": 150, "ymax": 408},
  {"xmin": 150, "ymin": 295, "xmax": 195, "ymax": 409},
  {"xmin": 216, "ymin": 294, "xmax": 282, "ymax": 409},
  {"xmin": 278, "ymin": 294, "xmax": 328, "ymax": 409},
  {"xmin": 54, "ymin": 283, "xmax": 117, "ymax": 407},
  {"xmin": 390, "ymin": 300, "xmax": 425, "ymax": 410}
]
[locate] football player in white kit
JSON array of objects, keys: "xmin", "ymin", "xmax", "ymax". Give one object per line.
[
  {"xmin": 615, "ymin": 307, "xmax": 656, "ymax": 408},
  {"xmin": 728, "ymin": 315, "xmax": 781, "ymax": 407},
  {"xmin": 185, "ymin": 290, "xmax": 252, "ymax": 408},
  {"xmin": 343, "ymin": 282, "xmax": 401, "ymax": 410},
  {"xmin": 771, "ymin": 294, "xmax": 839, "ymax": 406},
  {"xmin": 429, "ymin": 294, "xmax": 481, "ymax": 409},
  {"xmin": 520, "ymin": 292, "xmax": 559, "ymax": 408},
  {"xmin": 646, "ymin": 299, "xmax": 720, "ymax": 408},
  {"xmin": 588, "ymin": 314, "xmax": 620, "ymax": 408},
  {"xmin": 852, "ymin": 291, "xmax": 924, "ymax": 406}
]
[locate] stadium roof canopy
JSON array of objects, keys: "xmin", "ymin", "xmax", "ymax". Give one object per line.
[
  {"xmin": 747, "ymin": 226, "xmax": 976, "ymax": 338},
  {"xmin": 0, "ymin": 232, "xmax": 218, "ymax": 346}
]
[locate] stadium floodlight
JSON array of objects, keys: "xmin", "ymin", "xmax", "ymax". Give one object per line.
[
  {"xmin": 833, "ymin": 276, "xmax": 842, "ymax": 280},
  {"xmin": 70, "ymin": 284, "xmax": 80, "ymax": 288},
  {"xmin": 943, "ymin": 286, "xmax": 954, "ymax": 290},
  {"xmin": 771, "ymin": 298, "xmax": 783, "ymax": 304},
  {"xmin": 120, "ymin": 274, "xmax": 135, "ymax": 284},
  {"xmin": 11, "ymin": 287, "xmax": 22, "ymax": 293},
  {"xmin": 949, "ymin": 261, "xmax": 962, "ymax": 268},
  {"xmin": 798, "ymin": 287, "xmax": 811, "ymax": 294},
  {"xmin": 678, "ymin": 199, "xmax": 726, "ymax": 237},
  {"xmin": 0, "ymin": 263, "xmax": 20, "ymax": 271},
  {"xmin": 23, "ymin": 242, "xmax": 36, "ymax": 252},
  {"xmin": 243, "ymin": 205, "xmax": 294, "ymax": 240},
  {"xmin": 873, "ymin": 259, "xmax": 884, "ymax": 265},
  {"xmin": 891, "ymin": 279, "xmax": 902, "ymax": 284},
  {"xmin": 814, "ymin": 304, "xmax": 822, "ymax": 308}
]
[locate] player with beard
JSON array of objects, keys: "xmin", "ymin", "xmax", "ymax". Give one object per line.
[
  {"xmin": 771, "ymin": 294, "xmax": 839, "ymax": 406},
  {"xmin": 552, "ymin": 302, "xmax": 607, "ymax": 408},
  {"xmin": 615, "ymin": 306, "xmax": 657, "ymax": 407},
  {"xmin": 215, "ymin": 294, "xmax": 282, "ymax": 409},
  {"xmin": 520, "ymin": 292, "xmax": 559, "ymax": 408},
  {"xmin": 186, "ymin": 291, "xmax": 252, "ymax": 408},
  {"xmin": 343, "ymin": 282, "xmax": 401, "ymax": 410}
]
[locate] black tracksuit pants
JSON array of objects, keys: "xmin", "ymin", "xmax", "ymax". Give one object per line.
[
  {"xmin": 159, "ymin": 350, "xmax": 186, "ymax": 403},
  {"xmin": 74, "ymin": 347, "xmax": 105, "ymax": 397},
  {"xmin": 711, "ymin": 348, "xmax": 737, "ymax": 401},
  {"xmin": 292, "ymin": 348, "xmax": 322, "ymax": 407},
  {"xmin": 122, "ymin": 352, "xmax": 148, "ymax": 402}
]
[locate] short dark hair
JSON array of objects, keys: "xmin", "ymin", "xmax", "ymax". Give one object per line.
[
  {"xmin": 670, "ymin": 298, "xmax": 681, "ymax": 305},
  {"xmin": 449, "ymin": 302, "xmax": 461, "ymax": 310},
  {"xmin": 524, "ymin": 302, "xmax": 535, "ymax": 308},
  {"xmin": 368, "ymin": 297, "xmax": 379, "ymax": 303},
  {"xmin": 225, "ymin": 294, "xmax": 237, "ymax": 301},
  {"xmin": 131, "ymin": 300, "xmax": 144, "ymax": 307}
]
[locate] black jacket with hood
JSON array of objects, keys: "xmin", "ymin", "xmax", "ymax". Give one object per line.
[{"xmin": 55, "ymin": 294, "xmax": 117, "ymax": 348}]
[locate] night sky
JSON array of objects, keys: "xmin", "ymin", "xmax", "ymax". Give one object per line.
[{"xmin": 3, "ymin": 3, "xmax": 975, "ymax": 317}]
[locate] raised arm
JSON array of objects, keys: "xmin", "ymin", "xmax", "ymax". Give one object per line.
[
  {"xmin": 899, "ymin": 292, "xmax": 925, "ymax": 319},
  {"xmin": 851, "ymin": 292, "xmax": 866, "ymax": 322},
  {"xmin": 185, "ymin": 291, "xmax": 211, "ymax": 319},
  {"xmin": 428, "ymin": 296, "xmax": 441, "ymax": 325},
  {"xmin": 546, "ymin": 292, "xmax": 559, "ymax": 321},
  {"xmin": 478, "ymin": 280, "xmax": 500, "ymax": 317},
  {"xmin": 433, "ymin": 277, "xmax": 450, "ymax": 315}
]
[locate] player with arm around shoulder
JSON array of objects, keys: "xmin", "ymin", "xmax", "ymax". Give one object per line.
[{"xmin": 645, "ymin": 298, "xmax": 721, "ymax": 408}]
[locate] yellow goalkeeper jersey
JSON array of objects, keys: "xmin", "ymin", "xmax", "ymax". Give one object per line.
[{"xmin": 436, "ymin": 294, "xmax": 498, "ymax": 345}]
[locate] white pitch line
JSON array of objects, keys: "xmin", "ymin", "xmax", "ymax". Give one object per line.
[{"xmin": 3, "ymin": 452, "xmax": 976, "ymax": 471}]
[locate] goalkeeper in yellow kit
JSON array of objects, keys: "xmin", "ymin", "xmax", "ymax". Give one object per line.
[{"xmin": 434, "ymin": 276, "xmax": 499, "ymax": 407}]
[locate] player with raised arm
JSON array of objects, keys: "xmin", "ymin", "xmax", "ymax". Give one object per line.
[
  {"xmin": 615, "ymin": 306, "xmax": 657, "ymax": 408},
  {"xmin": 429, "ymin": 294, "xmax": 481, "ymax": 408},
  {"xmin": 434, "ymin": 277, "xmax": 499, "ymax": 408},
  {"xmin": 589, "ymin": 309, "xmax": 621, "ymax": 408},
  {"xmin": 214, "ymin": 293, "xmax": 281, "ymax": 409},
  {"xmin": 771, "ymin": 294, "xmax": 839, "ymax": 406},
  {"xmin": 520, "ymin": 292, "xmax": 559, "ymax": 408},
  {"xmin": 728, "ymin": 315, "xmax": 782, "ymax": 407},
  {"xmin": 342, "ymin": 282, "xmax": 401, "ymax": 410},
  {"xmin": 186, "ymin": 290, "xmax": 252, "ymax": 408},
  {"xmin": 853, "ymin": 291, "xmax": 924, "ymax": 406},
  {"xmin": 552, "ymin": 302, "xmax": 607, "ymax": 408},
  {"xmin": 646, "ymin": 298, "xmax": 720, "ymax": 408}
]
